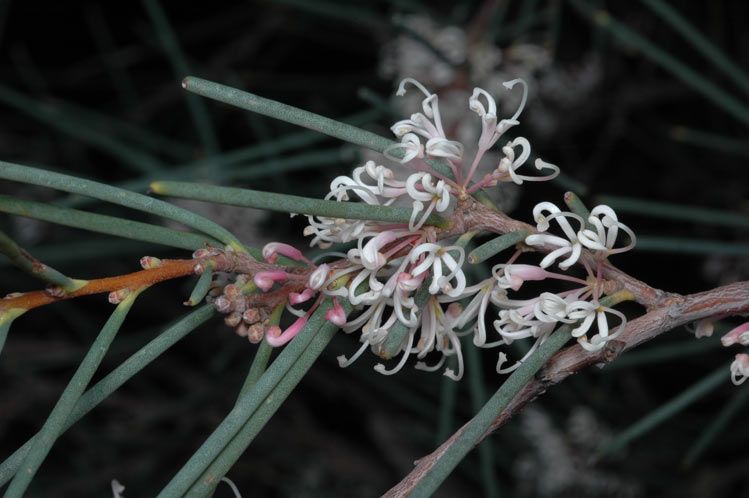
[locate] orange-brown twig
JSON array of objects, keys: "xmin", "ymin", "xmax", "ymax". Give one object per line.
[{"xmin": 0, "ymin": 259, "xmax": 197, "ymax": 313}]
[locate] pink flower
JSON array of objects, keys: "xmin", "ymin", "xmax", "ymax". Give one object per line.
[
  {"xmin": 262, "ymin": 242, "xmax": 311, "ymax": 265},
  {"xmin": 289, "ymin": 288, "xmax": 316, "ymax": 305},
  {"xmin": 254, "ymin": 270, "xmax": 288, "ymax": 292},
  {"xmin": 265, "ymin": 315, "xmax": 308, "ymax": 347},
  {"xmin": 721, "ymin": 322, "xmax": 749, "ymax": 347},
  {"xmin": 325, "ymin": 299, "xmax": 347, "ymax": 326}
]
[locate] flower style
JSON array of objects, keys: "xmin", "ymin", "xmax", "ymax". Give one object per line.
[
  {"xmin": 577, "ymin": 205, "xmax": 636, "ymax": 256},
  {"xmin": 405, "ymin": 172, "xmax": 451, "ymax": 230},
  {"xmin": 412, "ymin": 298, "xmax": 465, "ymax": 380},
  {"xmin": 386, "ymin": 78, "xmax": 464, "ymax": 163},
  {"xmin": 410, "ymin": 243, "xmax": 467, "ymax": 297},
  {"xmin": 525, "ymin": 202, "xmax": 585, "ymax": 270},
  {"xmin": 493, "ymin": 138, "xmax": 560, "ymax": 185},
  {"xmin": 566, "ymin": 300, "xmax": 626, "ymax": 352},
  {"xmin": 468, "ymin": 79, "xmax": 528, "ymax": 150}
]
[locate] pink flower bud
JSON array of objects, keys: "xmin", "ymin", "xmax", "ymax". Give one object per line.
[
  {"xmin": 262, "ymin": 242, "xmax": 310, "ymax": 265},
  {"xmin": 289, "ymin": 288, "xmax": 316, "ymax": 305},
  {"xmin": 265, "ymin": 315, "xmax": 308, "ymax": 347},
  {"xmin": 721, "ymin": 322, "xmax": 749, "ymax": 347},
  {"xmin": 325, "ymin": 300, "xmax": 347, "ymax": 326},
  {"xmin": 253, "ymin": 270, "xmax": 289, "ymax": 292}
]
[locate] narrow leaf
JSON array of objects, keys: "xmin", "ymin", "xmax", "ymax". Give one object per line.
[
  {"xmin": 0, "ymin": 229, "xmax": 84, "ymax": 291},
  {"xmin": 155, "ymin": 299, "xmax": 338, "ymax": 497},
  {"xmin": 639, "ymin": 0, "xmax": 749, "ymax": 95},
  {"xmin": 0, "ymin": 309, "xmax": 25, "ymax": 357},
  {"xmin": 0, "ymin": 305, "xmax": 214, "ymax": 488},
  {"xmin": 181, "ymin": 76, "xmax": 455, "ymax": 178},
  {"xmin": 0, "ymin": 162, "xmax": 244, "ymax": 251},
  {"xmin": 185, "ymin": 262, "xmax": 215, "ymax": 306},
  {"xmin": 570, "ymin": 0, "xmax": 749, "ymax": 126},
  {"xmin": 0, "ymin": 195, "xmax": 221, "ymax": 251},
  {"xmin": 684, "ymin": 387, "xmax": 749, "ymax": 466},
  {"xmin": 597, "ymin": 194, "xmax": 749, "ymax": 229},
  {"xmin": 469, "ymin": 230, "xmax": 529, "ymax": 264},
  {"xmin": 185, "ymin": 305, "xmax": 346, "ymax": 496},
  {"xmin": 597, "ymin": 363, "xmax": 728, "ymax": 459},
  {"xmin": 635, "ymin": 237, "xmax": 749, "ymax": 255},
  {"xmin": 3, "ymin": 288, "xmax": 143, "ymax": 497},
  {"xmin": 410, "ymin": 325, "xmax": 572, "ymax": 497},
  {"xmin": 150, "ymin": 180, "xmax": 450, "ymax": 228}
]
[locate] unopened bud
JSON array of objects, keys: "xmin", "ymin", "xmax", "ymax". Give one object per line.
[
  {"xmin": 45, "ymin": 286, "xmax": 65, "ymax": 298},
  {"xmin": 223, "ymin": 284, "xmax": 241, "ymax": 299},
  {"xmin": 722, "ymin": 322, "xmax": 749, "ymax": 347},
  {"xmin": 242, "ymin": 308, "xmax": 261, "ymax": 324},
  {"xmin": 248, "ymin": 323, "xmax": 265, "ymax": 343},
  {"xmin": 139, "ymin": 256, "xmax": 162, "ymax": 269},
  {"xmin": 108, "ymin": 288, "xmax": 130, "ymax": 304},
  {"xmin": 225, "ymin": 312, "xmax": 242, "ymax": 327},
  {"xmin": 214, "ymin": 296, "xmax": 232, "ymax": 313}
]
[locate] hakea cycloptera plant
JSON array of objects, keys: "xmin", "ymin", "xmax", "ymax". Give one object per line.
[{"xmin": 2, "ymin": 75, "xmax": 748, "ymax": 498}]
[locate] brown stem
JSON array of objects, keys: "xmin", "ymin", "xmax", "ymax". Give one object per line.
[
  {"xmin": 0, "ymin": 259, "xmax": 198, "ymax": 312},
  {"xmin": 0, "ymin": 250, "xmax": 308, "ymax": 314},
  {"xmin": 382, "ymin": 280, "xmax": 749, "ymax": 498}
]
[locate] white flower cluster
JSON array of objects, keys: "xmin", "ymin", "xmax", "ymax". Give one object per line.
[{"xmin": 282, "ymin": 79, "xmax": 635, "ymax": 380}]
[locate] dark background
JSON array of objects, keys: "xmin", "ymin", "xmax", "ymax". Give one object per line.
[{"xmin": 0, "ymin": 1, "xmax": 748, "ymax": 497}]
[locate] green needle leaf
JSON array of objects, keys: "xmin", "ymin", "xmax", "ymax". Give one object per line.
[
  {"xmin": 155, "ymin": 299, "xmax": 340, "ymax": 497},
  {"xmin": 464, "ymin": 336, "xmax": 500, "ymax": 498},
  {"xmin": 0, "ymin": 229, "xmax": 85, "ymax": 291},
  {"xmin": 0, "ymin": 308, "xmax": 26, "ymax": 357},
  {"xmin": 3, "ymin": 288, "xmax": 144, "ymax": 497},
  {"xmin": 181, "ymin": 76, "xmax": 455, "ymax": 178},
  {"xmin": 570, "ymin": 0, "xmax": 749, "ymax": 126},
  {"xmin": 684, "ymin": 387, "xmax": 749, "ymax": 466},
  {"xmin": 185, "ymin": 262, "xmax": 215, "ymax": 306},
  {"xmin": 376, "ymin": 284, "xmax": 432, "ymax": 361},
  {"xmin": 0, "ymin": 195, "xmax": 221, "ymax": 251},
  {"xmin": 0, "ymin": 305, "xmax": 214, "ymax": 488},
  {"xmin": 185, "ymin": 305, "xmax": 346, "ymax": 496},
  {"xmin": 468, "ymin": 230, "xmax": 529, "ymax": 265},
  {"xmin": 0, "ymin": 161, "xmax": 244, "ymax": 251},
  {"xmin": 410, "ymin": 325, "xmax": 573, "ymax": 497},
  {"xmin": 635, "ymin": 237, "xmax": 749, "ymax": 256},
  {"xmin": 639, "ymin": 0, "xmax": 749, "ymax": 96},
  {"xmin": 669, "ymin": 126, "xmax": 749, "ymax": 159},
  {"xmin": 0, "ymin": 83, "xmax": 165, "ymax": 174},
  {"xmin": 596, "ymin": 195, "xmax": 749, "ymax": 230},
  {"xmin": 150, "ymin": 180, "xmax": 450, "ymax": 228},
  {"xmin": 597, "ymin": 363, "xmax": 729, "ymax": 459}
]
